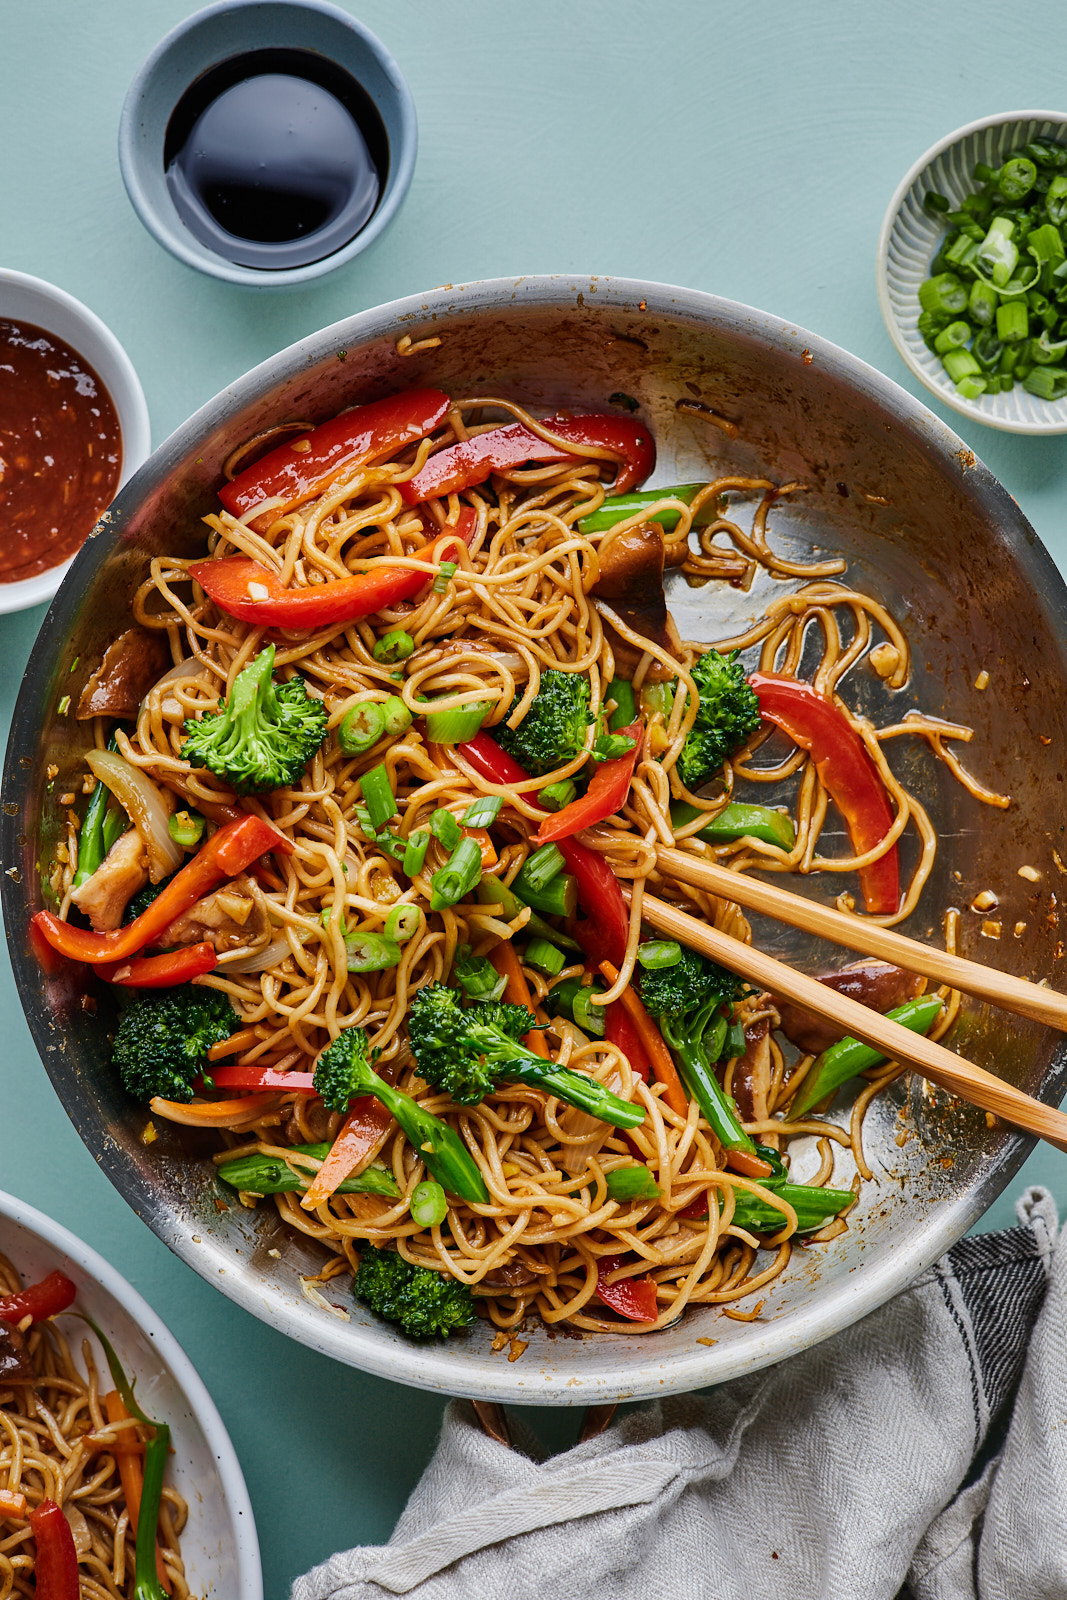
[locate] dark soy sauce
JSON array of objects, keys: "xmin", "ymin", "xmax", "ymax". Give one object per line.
[{"xmin": 164, "ymin": 49, "xmax": 389, "ymax": 270}]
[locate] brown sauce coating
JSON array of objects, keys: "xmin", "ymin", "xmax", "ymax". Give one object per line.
[{"xmin": 0, "ymin": 319, "xmax": 122, "ymax": 583}]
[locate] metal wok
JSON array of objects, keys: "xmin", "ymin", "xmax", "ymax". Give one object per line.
[{"xmin": 4, "ymin": 276, "xmax": 1065, "ymax": 1402}]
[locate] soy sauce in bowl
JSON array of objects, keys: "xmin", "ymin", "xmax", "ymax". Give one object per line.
[{"xmin": 164, "ymin": 49, "xmax": 389, "ymax": 271}]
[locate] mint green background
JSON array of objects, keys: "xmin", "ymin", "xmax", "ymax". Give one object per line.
[{"xmin": 3, "ymin": 1, "xmax": 1067, "ymax": 1591}]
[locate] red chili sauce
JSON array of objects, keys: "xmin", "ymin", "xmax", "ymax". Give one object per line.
[{"xmin": 0, "ymin": 320, "xmax": 122, "ymax": 583}]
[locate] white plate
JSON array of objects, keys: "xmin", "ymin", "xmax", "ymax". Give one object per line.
[
  {"xmin": 877, "ymin": 110, "xmax": 1067, "ymax": 435},
  {"xmin": 0, "ymin": 1189, "xmax": 262, "ymax": 1600}
]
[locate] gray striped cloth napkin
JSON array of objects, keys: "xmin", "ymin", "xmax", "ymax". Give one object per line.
[{"xmin": 293, "ymin": 1187, "xmax": 1062, "ymax": 1600}]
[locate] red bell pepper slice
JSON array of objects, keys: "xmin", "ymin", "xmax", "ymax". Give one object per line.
[
  {"xmin": 595, "ymin": 1253, "xmax": 658, "ymax": 1322},
  {"xmin": 400, "ymin": 413, "xmax": 656, "ymax": 505},
  {"xmin": 749, "ymin": 672, "xmax": 900, "ymax": 916},
  {"xmin": 189, "ymin": 512, "xmax": 475, "ymax": 631},
  {"xmin": 208, "ymin": 1065, "xmax": 317, "ymax": 1093},
  {"xmin": 604, "ymin": 1001, "xmax": 650, "ymax": 1082},
  {"xmin": 217, "ymin": 387, "xmax": 451, "ymax": 528},
  {"xmin": 28, "ymin": 1498, "xmax": 80, "ymax": 1600},
  {"xmin": 0, "ymin": 1270, "xmax": 77, "ymax": 1325},
  {"xmin": 99, "ymin": 943, "xmax": 218, "ymax": 988},
  {"xmin": 32, "ymin": 814, "xmax": 289, "ymax": 968},
  {"xmin": 534, "ymin": 722, "xmax": 642, "ymax": 843},
  {"xmin": 456, "ymin": 732, "xmax": 631, "ymax": 966},
  {"xmin": 558, "ymin": 838, "xmax": 630, "ymax": 969}
]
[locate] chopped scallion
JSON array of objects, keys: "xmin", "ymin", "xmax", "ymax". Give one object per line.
[
  {"xmin": 571, "ymin": 985, "xmax": 606, "ymax": 1037},
  {"xmin": 402, "ymin": 829, "xmax": 431, "ymax": 877},
  {"xmin": 339, "ymin": 700, "xmax": 386, "ymax": 755},
  {"xmin": 524, "ymin": 938, "xmax": 565, "ymax": 976},
  {"xmin": 514, "ymin": 842, "xmax": 565, "ymax": 894},
  {"xmin": 453, "ymin": 944, "xmax": 508, "ymax": 1001},
  {"xmin": 605, "ymin": 1164, "xmax": 661, "ymax": 1201},
  {"xmin": 462, "ymin": 795, "xmax": 503, "ymax": 828},
  {"xmin": 373, "ymin": 630, "xmax": 415, "ymax": 664},
  {"xmin": 361, "ymin": 763, "xmax": 397, "ymax": 829},
  {"xmin": 636, "ymin": 939, "xmax": 683, "ymax": 970},
  {"xmin": 429, "ymin": 836, "xmax": 483, "ymax": 910},
  {"xmin": 168, "ymin": 809, "xmax": 205, "ymax": 849},
  {"xmin": 537, "ymin": 779, "xmax": 578, "ymax": 811},
  {"xmin": 429, "ymin": 809, "xmax": 463, "ymax": 851},
  {"xmin": 422, "ymin": 699, "xmax": 490, "ymax": 742},
  {"xmin": 410, "ymin": 1180, "xmax": 448, "ymax": 1227},
  {"xmin": 344, "ymin": 930, "xmax": 403, "ymax": 972},
  {"xmin": 381, "ymin": 695, "xmax": 413, "ymax": 737},
  {"xmin": 385, "ymin": 904, "xmax": 420, "ymax": 944},
  {"xmin": 432, "ymin": 561, "xmax": 458, "ymax": 595}
]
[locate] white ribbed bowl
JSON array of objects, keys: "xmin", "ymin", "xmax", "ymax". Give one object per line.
[{"xmin": 877, "ymin": 111, "xmax": 1067, "ymax": 435}]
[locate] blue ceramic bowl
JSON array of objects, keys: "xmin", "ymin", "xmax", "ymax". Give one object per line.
[{"xmin": 118, "ymin": 0, "xmax": 417, "ymax": 288}]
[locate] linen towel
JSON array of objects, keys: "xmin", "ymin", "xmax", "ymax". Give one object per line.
[{"xmin": 293, "ymin": 1187, "xmax": 1062, "ymax": 1600}]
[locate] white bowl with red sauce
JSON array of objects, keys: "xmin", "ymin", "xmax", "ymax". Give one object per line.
[{"xmin": 0, "ymin": 271, "xmax": 151, "ymax": 616}]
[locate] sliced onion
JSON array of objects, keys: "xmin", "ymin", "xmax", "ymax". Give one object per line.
[
  {"xmin": 225, "ymin": 933, "xmax": 306, "ymax": 974},
  {"xmin": 138, "ymin": 658, "xmax": 214, "ymax": 718},
  {"xmin": 86, "ymin": 747, "xmax": 183, "ymax": 882}
]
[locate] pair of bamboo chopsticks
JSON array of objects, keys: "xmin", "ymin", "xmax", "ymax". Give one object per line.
[{"xmin": 633, "ymin": 846, "xmax": 1067, "ymax": 1154}]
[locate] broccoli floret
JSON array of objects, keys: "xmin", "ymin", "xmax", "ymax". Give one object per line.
[
  {"xmin": 112, "ymin": 986, "xmax": 236, "ymax": 1103},
  {"xmin": 123, "ymin": 876, "xmax": 171, "ymax": 924},
  {"xmin": 494, "ymin": 668, "xmax": 592, "ymax": 776},
  {"xmin": 407, "ymin": 983, "xmax": 643, "ymax": 1128},
  {"xmin": 181, "ymin": 644, "xmax": 328, "ymax": 794},
  {"xmin": 638, "ymin": 948, "xmax": 755, "ymax": 1154},
  {"xmin": 312, "ymin": 1024, "xmax": 490, "ymax": 1202},
  {"xmin": 637, "ymin": 945, "xmax": 745, "ymax": 1020},
  {"xmin": 312, "ymin": 1025, "xmax": 377, "ymax": 1113},
  {"xmin": 675, "ymin": 650, "xmax": 761, "ymax": 791},
  {"xmin": 354, "ymin": 1246, "xmax": 476, "ymax": 1339}
]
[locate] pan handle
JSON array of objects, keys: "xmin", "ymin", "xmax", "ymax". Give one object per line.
[{"xmin": 471, "ymin": 1399, "xmax": 617, "ymax": 1447}]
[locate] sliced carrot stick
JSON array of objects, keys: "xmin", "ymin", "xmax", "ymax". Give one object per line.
[
  {"xmin": 599, "ymin": 962, "xmax": 688, "ymax": 1118},
  {"xmin": 490, "ymin": 942, "xmax": 549, "ymax": 1057},
  {"xmin": 207, "ymin": 1026, "xmax": 261, "ymax": 1061},
  {"xmin": 724, "ymin": 1148, "xmax": 774, "ymax": 1179},
  {"xmin": 463, "ymin": 827, "xmax": 497, "ymax": 867},
  {"xmin": 300, "ymin": 1098, "xmax": 395, "ymax": 1209},
  {"xmin": 0, "ymin": 1488, "xmax": 26, "ymax": 1519},
  {"xmin": 148, "ymin": 1093, "xmax": 283, "ymax": 1128},
  {"xmin": 103, "ymin": 1391, "xmax": 171, "ymax": 1593}
]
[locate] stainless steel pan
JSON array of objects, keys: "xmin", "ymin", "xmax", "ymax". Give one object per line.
[{"xmin": 4, "ymin": 276, "xmax": 1064, "ymax": 1403}]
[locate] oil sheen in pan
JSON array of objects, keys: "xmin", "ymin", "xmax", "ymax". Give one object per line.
[{"xmin": 163, "ymin": 48, "xmax": 389, "ymax": 271}]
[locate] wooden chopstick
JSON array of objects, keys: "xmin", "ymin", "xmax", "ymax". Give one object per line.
[
  {"xmin": 635, "ymin": 887, "xmax": 1067, "ymax": 1155},
  {"xmin": 655, "ymin": 845, "xmax": 1067, "ymax": 1033}
]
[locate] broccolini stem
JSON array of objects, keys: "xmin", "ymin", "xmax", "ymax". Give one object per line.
[
  {"xmin": 666, "ymin": 1015, "xmax": 758, "ymax": 1156},
  {"xmin": 506, "ymin": 1054, "xmax": 645, "ymax": 1129},
  {"xmin": 349, "ymin": 1059, "xmax": 489, "ymax": 1204},
  {"xmin": 216, "ymin": 1147, "xmax": 400, "ymax": 1197}
]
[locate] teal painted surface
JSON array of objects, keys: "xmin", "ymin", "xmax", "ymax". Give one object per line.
[{"xmin": 2, "ymin": 0, "xmax": 1066, "ymax": 1589}]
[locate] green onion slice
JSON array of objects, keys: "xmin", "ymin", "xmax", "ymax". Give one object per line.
[
  {"xmin": 524, "ymin": 938, "xmax": 565, "ymax": 976},
  {"xmin": 385, "ymin": 904, "xmax": 420, "ymax": 944},
  {"xmin": 373, "ymin": 630, "xmax": 415, "ymax": 664},
  {"xmin": 339, "ymin": 701, "xmax": 386, "ymax": 756},
  {"xmin": 637, "ymin": 939, "xmax": 683, "ymax": 970},
  {"xmin": 361, "ymin": 763, "xmax": 397, "ymax": 830},
  {"xmin": 168, "ymin": 809, "xmax": 205, "ymax": 849},
  {"xmin": 344, "ymin": 930, "xmax": 403, "ymax": 972},
  {"xmin": 430, "ymin": 836, "xmax": 483, "ymax": 910},
  {"xmin": 462, "ymin": 795, "xmax": 503, "ymax": 828},
  {"xmin": 410, "ymin": 1180, "xmax": 448, "ymax": 1227}
]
